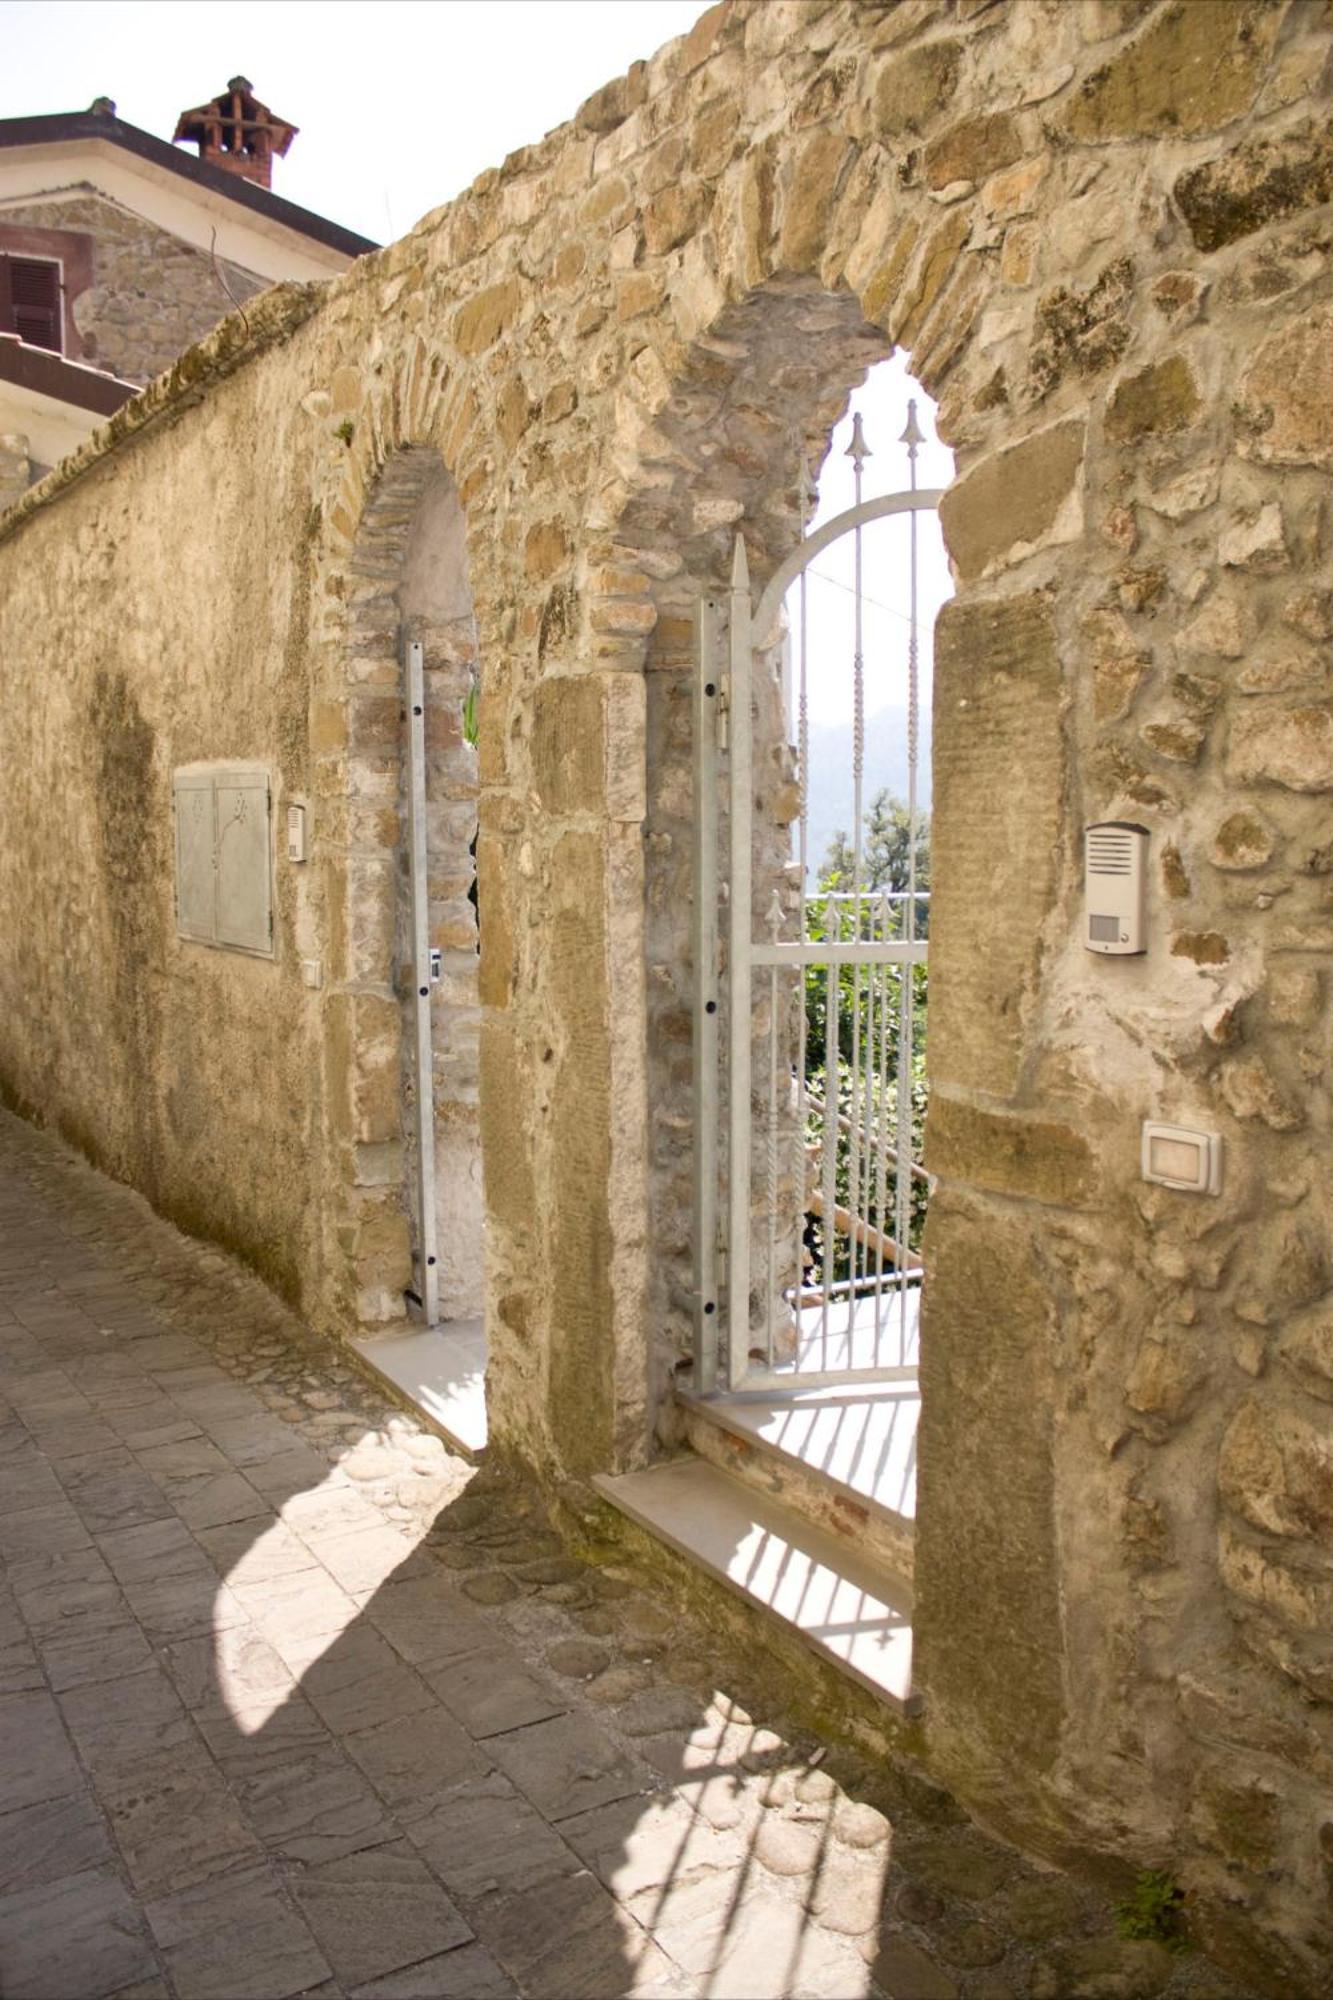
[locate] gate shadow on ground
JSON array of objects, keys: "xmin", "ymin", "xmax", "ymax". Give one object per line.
[
  {"xmin": 0, "ymin": 1223, "xmax": 901, "ymax": 2000},
  {"xmin": 0, "ymin": 1115, "xmax": 1148, "ymax": 2000},
  {"xmin": 175, "ymin": 1442, "xmax": 899, "ymax": 1999}
]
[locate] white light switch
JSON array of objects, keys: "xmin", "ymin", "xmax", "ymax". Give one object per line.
[{"xmin": 1141, "ymin": 1121, "xmax": 1222, "ymax": 1195}]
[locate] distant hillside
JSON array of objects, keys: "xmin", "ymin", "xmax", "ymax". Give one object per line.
[{"xmin": 802, "ymin": 703, "xmax": 933, "ymax": 881}]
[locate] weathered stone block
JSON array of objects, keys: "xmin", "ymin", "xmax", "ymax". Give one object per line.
[
  {"xmin": 1194, "ymin": 1789, "xmax": 1295, "ymax": 1930},
  {"xmin": 1030, "ymin": 257, "xmax": 1133, "ymax": 398},
  {"xmin": 1064, "ymin": 1, "xmax": 1280, "ymax": 144},
  {"xmin": 1105, "ymin": 356, "xmax": 1200, "ymax": 443},
  {"xmin": 1237, "ymin": 304, "xmax": 1333, "ymax": 469},
  {"xmin": 1278, "ymin": 1307, "xmax": 1333, "ymax": 1407},
  {"xmin": 1229, "ymin": 705, "xmax": 1333, "ymax": 793},
  {"xmin": 939, "ymin": 420, "xmax": 1084, "ymax": 581},
  {"xmin": 1217, "ymin": 1054, "xmax": 1303, "ymax": 1132},
  {"xmin": 894, "ymin": 209, "xmax": 970, "ymax": 344},
  {"xmin": 926, "ymin": 1096, "xmax": 1096, "ymax": 1207},
  {"xmin": 452, "ymin": 281, "xmax": 521, "ymax": 357},
  {"xmin": 324, "ymin": 992, "xmax": 400, "ymax": 1148},
  {"xmin": 1219, "ymin": 501, "xmax": 1286, "ymax": 572},
  {"xmin": 1176, "ymin": 125, "xmax": 1333, "ymax": 253},
  {"xmin": 476, "ymin": 832, "xmax": 514, "ymax": 1011},
  {"xmin": 480, "ymin": 1017, "xmax": 534, "ymax": 1242},
  {"xmin": 1142, "ymin": 720, "xmax": 1205, "ymax": 764},
  {"xmin": 1126, "ymin": 1334, "xmax": 1206, "ymax": 1424},
  {"xmin": 346, "ymin": 695, "xmax": 401, "ymax": 756},
  {"xmin": 1283, "ymin": 587, "xmax": 1333, "ymax": 644},
  {"xmin": 1267, "ymin": 966, "xmax": 1322, "ymax": 1027},
  {"xmin": 915, "ymin": 1191, "xmax": 1064, "ymax": 1779},
  {"xmin": 931, "ymin": 591, "xmax": 1062, "ymax": 1097},
  {"xmin": 1218, "ymin": 1521, "xmax": 1330, "ymax": 1633},
  {"xmin": 546, "ymin": 831, "xmax": 614, "ymax": 1477},
  {"xmin": 532, "ymin": 676, "xmax": 605, "ymax": 817},
  {"xmin": 1219, "ymin": 1397, "xmax": 1333, "ymax": 1541},
  {"xmin": 780, "ymin": 132, "xmax": 848, "ymax": 269},
  {"xmin": 1170, "ymin": 929, "xmax": 1228, "ymax": 965},
  {"xmin": 923, "ymin": 112, "xmax": 1021, "ymax": 191},
  {"xmin": 870, "ymin": 39, "xmax": 962, "ymax": 139},
  {"xmin": 1177, "ymin": 593, "xmax": 1246, "ymax": 660}
]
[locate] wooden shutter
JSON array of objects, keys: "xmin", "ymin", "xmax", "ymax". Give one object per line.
[{"xmin": 0, "ymin": 257, "xmax": 62, "ymax": 352}]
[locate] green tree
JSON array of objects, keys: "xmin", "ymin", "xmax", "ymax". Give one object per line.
[
  {"xmin": 802, "ymin": 793, "xmax": 931, "ymax": 1289},
  {"xmin": 821, "ymin": 789, "xmax": 930, "ymax": 916}
]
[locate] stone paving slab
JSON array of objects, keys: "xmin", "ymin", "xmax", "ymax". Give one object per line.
[{"xmin": 0, "ymin": 1109, "xmax": 1249, "ymax": 2000}]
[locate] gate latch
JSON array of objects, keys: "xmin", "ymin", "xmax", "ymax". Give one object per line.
[{"xmin": 428, "ymin": 949, "xmax": 442, "ymax": 985}]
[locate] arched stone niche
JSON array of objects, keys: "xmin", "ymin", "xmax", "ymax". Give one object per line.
[{"xmin": 318, "ymin": 448, "xmax": 482, "ymax": 1334}]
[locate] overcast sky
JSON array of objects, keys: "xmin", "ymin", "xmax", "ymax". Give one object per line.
[{"xmin": 2, "ymin": 0, "xmax": 712, "ymax": 242}]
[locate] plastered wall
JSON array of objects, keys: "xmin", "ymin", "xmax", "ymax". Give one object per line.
[{"xmin": 1, "ymin": 3, "xmax": 1331, "ymax": 1986}]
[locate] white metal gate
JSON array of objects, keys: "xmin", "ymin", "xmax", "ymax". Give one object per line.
[{"xmin": 693, "ymin": 409, "xmax": 942, "ymax": 1395}]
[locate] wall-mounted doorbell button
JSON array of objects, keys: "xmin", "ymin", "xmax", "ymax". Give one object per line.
[
  {"xmin": 1141, "ymin": 1121, "xmax": 1222, "ymax": 1195},
  {"xmin": 286, "ymin": 804, "xmax": 307, "ymax": 864},
  {"xmin": 1085, "ymin": 821, "xmax": 1148, "ymax": 955}
]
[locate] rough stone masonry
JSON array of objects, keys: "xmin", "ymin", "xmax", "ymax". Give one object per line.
[{"xmin": 0, "ymin": 2, "xmax": 1331, "ymax": 1989}]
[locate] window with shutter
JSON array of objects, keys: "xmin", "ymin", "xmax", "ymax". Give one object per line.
[{"xmin": 0, "ymin": 256, "xmax": 62, "ymax": 353}]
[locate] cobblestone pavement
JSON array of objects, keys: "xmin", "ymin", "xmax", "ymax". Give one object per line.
[{"xmin": 0, "ymin": 1110, "xmax": 1249, "ymax": 2000}]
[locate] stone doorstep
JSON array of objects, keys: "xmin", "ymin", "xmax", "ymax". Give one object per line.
[
  {"xmin": 677, "ymin": 1379, "xmax": 918, "ymax": 1583},
  {"xmin": 594, "ymin": 1456, "xmax": 919, "ymax": 1719},
  {"xmin": 348, "ymin": 1322, "xmax": 488, "ymax": 1462}
]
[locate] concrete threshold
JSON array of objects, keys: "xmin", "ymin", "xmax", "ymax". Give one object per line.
[
  {"xmin": 595, "ymin": 1455, "xmax": 919, "ymax": 1716},
  {"xmin": 678, "ymin": 1377, "xmax": 918, "ymax": 1579},
  {"xmin": 351, "ymin": 1318, "xmax": 488, "ymax": 1459}
]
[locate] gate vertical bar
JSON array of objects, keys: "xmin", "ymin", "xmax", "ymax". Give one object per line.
[
  {"xmin": 692, "ymin": 596, "xmax": 721, "ymax": 1391},
  {"xmin": 726, "ymin": 535, "xmax": 753, "ymax": 1390},
  {"xmin": 896, "ymin": 403, "xmax": 924, "ymax": 1362},
  {"xmin": 405, "ymin": 638, "xmax": 439, "ymax": 1328}
]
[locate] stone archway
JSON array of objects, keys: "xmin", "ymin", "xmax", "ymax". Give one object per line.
[{"xmin": 315, "ymin": 448, "xmax": 482, "ymax": 1343}]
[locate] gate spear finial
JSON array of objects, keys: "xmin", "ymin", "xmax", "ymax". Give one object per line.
[
  {"xmin": 900, "ymin": 397, "xmax": 924, "ymax": 462},
  {"xmin": 845, "ymin": 411, "xmax": 871, "ymax": 467}
]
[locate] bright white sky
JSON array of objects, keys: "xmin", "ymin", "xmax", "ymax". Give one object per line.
[
  {"xmin": 1, "ymin": 0, "xmax": 712, "ymax": 243},
  {"xmin": 801, "ymin": 354, "xmax": 953, "ymax": 728}
]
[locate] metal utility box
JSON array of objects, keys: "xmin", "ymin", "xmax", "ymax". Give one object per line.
[{"xmin": 173, "ymin": 765, "xmax": 273, "ymax": 957}]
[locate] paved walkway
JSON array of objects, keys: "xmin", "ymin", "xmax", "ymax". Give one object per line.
[{"xmin": 0, "ymin": 1110, "xmax": 1242, "ymax": 2000}]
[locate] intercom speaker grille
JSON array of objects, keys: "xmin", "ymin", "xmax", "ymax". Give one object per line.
[
  {"xmin": 1089, "ymin": 913, "xmax": 1120, "ymax": 942},
  {"xmin": 1087, "ymin": 831, "xmax": 1134, "ymax": 875}
]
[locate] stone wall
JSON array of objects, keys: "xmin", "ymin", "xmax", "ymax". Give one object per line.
[
  {"xmin": 0, "ymin": 2, "xmax": 1330, "ymax": 1987},
  {"xmin": 2, "ymin": 191, "xmax": 267, "ymax": 384}
]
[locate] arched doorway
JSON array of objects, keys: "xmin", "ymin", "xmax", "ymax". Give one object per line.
[{"xmin": 336, "ymin": 451, "xmax": 487, "ymax": 1455}]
